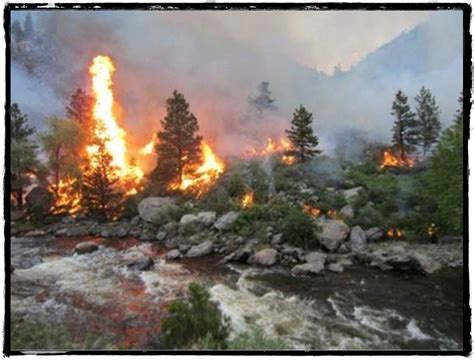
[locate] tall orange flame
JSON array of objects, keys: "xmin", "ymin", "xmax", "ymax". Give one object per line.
[{"xmin": 380, "ymin": 150, "xmax": 415, "ymax": 169}]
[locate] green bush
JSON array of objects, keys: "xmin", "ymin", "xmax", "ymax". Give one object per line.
[
  {"xmin": 226, "ymin": 172, "xmax": 247, "ymax": 198},
  {"xmin": 227, "ymin": 326, "xmax": 288, "ymax": 350},
  {"xmin": 161, "ymin": 283, "xmax": 230, "ymax": 349},
  {"xmin": 11, "ymin": 318, "xmax": 73, "ymax": 350},
  {"xmin": 280, "ymin": 208, "xmax": 317, "ymax": 249}
]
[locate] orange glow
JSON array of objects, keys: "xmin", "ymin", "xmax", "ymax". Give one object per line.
[
  {"xmin": 281, "ymin": 155, "xmax": 297, "ymax": 165},
  {"xmin": 387, "ymin": 227, "xmax": 404, "ymax": 238},
  {"xmin": 240, "ymin": 191, "xmax": 255, "ymax": 208},
  {"xmin": 87, "ymin": 55, "xmax": 144, "ymax": 194},
  {"xmin": 303, "ymin": 204, "xmax": 321, "ymax": 217},
  {"xmin": 140, "ymin": 133, "xmax": 158, "ymax": 155},
  {"xmin": 380, "ymin": 149, "xmax": 415, "ymax": 169},
  {"xmin": 247, "ymin": 137, "xmax": 292, "ymax": 157},
  {"xmin": 169, "ymin": 141, "xmax": 224, "ymax": 197},
  {"xmin": 49, "ymin": 178, "xmax": 81, "ymax": 215},
  {"xmin": 327, "ymin": 210, "xmax": 341, "ymax": 220}
]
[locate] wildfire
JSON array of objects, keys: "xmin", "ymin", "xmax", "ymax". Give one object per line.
[
  {"xmin": 49, "ymin": 178, "xmax": 81, "ymax": 215},
  {"xmin": 87, "ymin": 55, "xmax": 144, "ymax": 193},
  {"xmin": 303, "ymin": 204, "xmax": 321, "ymax": 217},
  {"xmin": 247, "ymin": 137, "xmax": 297, "ymax": 165},
  {"xmin": 281, "ymin": 154, "xmax": 297, "ymax": 165},
  {"xmin": 386, "ymin": 227, "xmax": 404, "ymax": 238},
  {"xmin": 140, "ymin": 133, "xmax": 158, "ymax": 155},
  {"xmin": 240, "ymin": 191, "xmax": 255, "ymax": 208},
  {"xmin": 380, "ymin": 149, "xmax": 415, "ymax": 169},
  {"xmin": 169, "ymin": 141, "xmax": 225, "ymax": 197}
]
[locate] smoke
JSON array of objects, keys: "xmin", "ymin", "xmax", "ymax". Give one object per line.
[{"xmin": 10, "ymin": 10, "xmax": 463, "ymax": 167}]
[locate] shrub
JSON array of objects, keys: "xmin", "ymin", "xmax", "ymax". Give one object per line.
[
  {"xmin": 280, "ymin": 208, "xmax": 317, "ymax": 249},
  {"xmin": 161, "ymin": 283, "xmax": 230, "ymax": 349},
  {"xmin": 227, "ymin": 326, "xmax": 288, "ymax": 350},
  {"xmin": 11, "ymin": 318, "xmax": 73, "ymax": 350}
]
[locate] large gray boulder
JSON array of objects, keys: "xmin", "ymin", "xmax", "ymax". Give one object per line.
[
  {"xmin": 305, "ymin": 251, "xmax": 327, "ymax": 264},
  {"xmin": 248, "ymin": 248, "xmax": 279, "ymax": 267},
  {"xmin": 137, "ymin": 197, "xmax": 178, "ymax": 225},
  {"xmin": 350, "ymin": 226, "xmax": 367, "ymax": 253},
  {"xmin": 185, "ymin": 241, "xmax": 214, "ymax": 258},
  {"xmin": 291, "ymin": 261, "xmax": 325, "ymax": 276},
  {"xmin": 365, "ymin": 227, "xmax": 384, "ymax": 241},
  {"xmin": 341, "ymin": 187, "xmax": 363, "ymax": 202},
  {"xmin": 213, "ymin": 211, "xmax": 240, "ymax": 231},
  {"xmin": 179, "ymin": 211, "xmax": 217, "ymax": 234},
  {"xmin": 166, "ymin": 249, "xmax": 182, "ymax": 260},
  {"xmin": 316, "ymin": 219, "xmax": 350, "ymax": 252}
]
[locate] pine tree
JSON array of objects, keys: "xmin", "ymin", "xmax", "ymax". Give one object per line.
[
  {"xmin": 391, "ymin": 90, "xmax": 418, "ymax": 160},
  {"xmin": 11, "ymin": 20, "xmax": 25, "ymax": 43},
  {"xmin": 66, "ymin": 88, "xmax": 94, "ymax": 129},
  {"xmin": 153, "ymin": 90, "xmax": 203, "ymax": 186},
  {"xmin": 23, "ymin": 13, "xmax": 34, "ymax": 39},
  {"xmin": 10, "ymin": 104, "xmax": 40, "ymax": 209},
  {"xmin": 415, "ymin": 86, "xmax": 441, "ymax": 155},
  {"xmin": 81, "ymin": 133, "xmax": 123, "ymax": 221},
  {"xmin": 249, "ymin": 81, "xmax": 277, "ymax": 113},
  {"xmin": 285, "ymin": 105, "xmax": 321, "ymax": 162}
]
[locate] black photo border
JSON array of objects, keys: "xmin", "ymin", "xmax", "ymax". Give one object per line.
[{"xmin": 3, "ymin": 2, "xmax": 471, "ymax": 356}]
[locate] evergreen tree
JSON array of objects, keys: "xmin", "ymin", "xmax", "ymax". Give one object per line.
[
  {"xmin": 23, "ymin": 13, "xmax": 34, "ymax": 39},
  {"xmin": 11, "ymin": 20, "xmax": 25, "ymax": 43},
  {"xmin": 153, "ymin": 90, "xmax": 203, "ymax": 186},
  {"xmin": 415, "ymin": 86, "xmax": 441, "ymax": 155},
  {"xmin": 81, "ymin": 132, "xmax": 123, "ymax": 221},
  {"xmin": 249, "ymin": 81, "xmax": 277, "ymax": 113},
  {"xmin": 285, "ymin": 105, "xmax": 321, "ymax": 161},
  {"xmin": 391, "ymin": 90, "xmax": 418, "ymax": 160},
  {"xmin": 10, "ymin": 104, "xmax": 40, "ymax": 209},
  {"xmin": 66, "ymin": 88, "xmax": 94, "ymax": 129},
  {"xmin": 426, "ymin": 94, "xmax": 463, "ymax": 233}
]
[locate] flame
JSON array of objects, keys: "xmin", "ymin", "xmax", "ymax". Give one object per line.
[
  {"xmin": 282, "ymin": 155, "xmax": 297, "ymax": 165},
  {"xmin": 327, "ymin": 210, "xmax": 341, "ymax": 220},
  {"xmin": 247, "ymin": 137, "xmax": 292, "ymax": 157},
  {"xmin": 380, "ymin": 149, "xmax": 415, "ymax": 169},
  {"xmin": 49, "ymin": 178, "xmax": 81, "ymax": 215},
  {"xmin": 240, "ymin": 191, "xmax": 255, "ymax": 208},
  {"xmin": 386, "ymin": 227, "xmax": 404, "ymax": 238},
  {"xmin": 303, "ymin": 204, "xmax": 321, "ymax": 217},
  {"xmin": 87, "ymin": 55, "xmax": 143, "ymax": 193},
  {"xmin": 169, "ymin": 141, "xmax": 224, "ymax": 197},
  {"xmin": 140, "ymin": 133, "xmax": 158, "ymax": 155}
]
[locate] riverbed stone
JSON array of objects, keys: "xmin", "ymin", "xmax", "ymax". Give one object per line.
[
  {"xmin": 350, "ymin": 226, "xmax": 367, "ymax": 253},
  {"xmin": 24, "ymin": 229, "xmax": 47, "ymax": 237},
  {"xmin": 327, "ymin": 263, "xmax": 344, "ymax": 273},
  {"xmin": 214, "ymin": 211, "xmax": 240, "ymax": 231},
  {"xmin": 74, "ymin": 241, "xmax": 99, "ymax": 255},
  {"xmin": 166, "ymin": 249, "xmax": 181, "ymax": 260},
  {"xmin": 305, "ymin": 251, "xmax": 327, "ymax": 264},
  {"xmin": 126, "ymin": 255, "xmax": 154, "ymax": 271},
  {"xmin": 137, "ymin": 197, "xmax": 179, "ymax": 225},
  {"xmin": 185, "ymin": 241, "xmax": 214, "ymax": 258},
  {"xmin": 365, "ymin": 227, "xmax": 384, "ymax": 241},
  {"xmin": 291, "ymin": 261, "xmax": 325, "ymax": 276},
  {"xmin": 156, "ymin": 231, "xmax": 167, "ymax": 241},
  {"xmin": 248, "ymin": 248, "xmax": 279, "ymax": 267},
  {"xmin": 316, "ymin": 219, "xmax": 350, "ymax": 252}
]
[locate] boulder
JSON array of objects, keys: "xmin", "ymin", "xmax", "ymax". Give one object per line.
[
  {"xmin": 224, "ymin": 247, "xmax": 252, "ymax": 263},
  {"xmin": 305, "ymin": 251, "xmax": 327, "ymax": 264},
  {"xmin": 365, "ymin": 227, "xmax": 384, "ymax": 242},
  {"xmin": 327, "ymin": 263, "xmax": 344, "ymax": 273},
  {"xmin": 281, "ymin": 246, "xmax": 305, "ymax": 262},
  {"xmin": 316, "ymin": 219, "xmax": 350, "ymax": 252},
  {"xmin": 25, "ymin": 187, "xmax": 54, "ymax": 216},
  {"xmin": 196, "ymin": 211, "xmax": 217, "ymax": 227},
  {"xmin": 126, "ymin": 255, "xmax": 154, "ymax": 271},
  {"xmin": 179, "ymin": 211, "xmax": 217, "ymax": 234},
  {"xmin": 248, "ymin": 248, "xmax": 279, "ymax": 267},
  {"xmin": 339, "ymin": 205, "xmax": 354, "ymax": 220},
  {"xmin": 185, "ymin": 241, "xmax": 214, "ymax": 258},
  {"xmin": 24, "ymin": 230, "xmax": 46, "ymax": 237},
  {"xmin": 271, "ymin": 233, "xmax": 283, "ymax": 245},
  {"xmin": 137, "ymin": 197, "xmax": 178, "ymax": 225},
  {"xmin": 166, "ymin": 249, "xmax": 182, "ymax": 260},
  {"xmin": 341, "ymin": 186, "xmax": 363, "ymax": 202},
  {"xmin": 336, "ymin": 243, "xmax": 351, "ymax": 254},
  {"xmin": 74, "ymin": 241, "xmax": 99, "ymax": 255},
  {"xmin": 213, "ymin": 211, "xmax": 240, "ymax": 231},
  {"xmin": 156, "ymin": 231, "xmax": 167, "ymax": 241},
  {"xmin": 291, "ymin": 261, "xmax": 325, "ymax": 276},
  {"xmin": 350, "ymin": 226, "xmax": 367, "ymax": 253}
]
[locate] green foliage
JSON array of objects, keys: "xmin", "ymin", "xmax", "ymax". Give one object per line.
[
  {"xmin": 391, "ymin": 90, "xmax": 418, "ymax": 159},
  {"xmin": 415, "ymin": 86, "xmax": 441, "ymax": 155},
  {"xmin": 227, "ymin": 326, "xmax": 288, "ymax": 350},
  {"xmin": 286, "ymin": 105, "xmax": 321, "ymax": 161},
  {"xmin": 11, "ymin": 318, "xmax": 73, "ymax": 350},
  {"xmin": 280, "ymin": 207, "xmax": 317, "ymax": 249},
  {"xmin": 425, "ymin": 99, "xmax": 463, "ymax": 234},
  {"xmin": 161, "ymin": 283, "xmax": 230, "ymax": 349},
  {"xmin": 153, "ymin": 90, "xmax": 203, "ymax": 185},
  {"xmin": 226, "ymin": 172, "xmax": 247, "ymax": 198}
]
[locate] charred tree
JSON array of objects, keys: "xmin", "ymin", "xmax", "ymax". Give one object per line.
[{"xmin": 285, "ymin": 105, "xmax": 321, "ymax": 162}]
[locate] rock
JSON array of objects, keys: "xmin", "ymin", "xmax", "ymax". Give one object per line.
[
  {"xmin": 25, "ymin": 187, "xmax": 54, "ymax": 216},
  {"xmin": 126, "ymin": 256, "xmax": 154, "ymax": 271},
  {"xmin": 196, "ymin": 211, "xmax": 217, "ymax": 227},
  {"xmin": 337, "ymin": 243, "xmax": 351, "ymax": 254},
  {"xmin": 164, "ymin": 238, "xmax": 178, "ymax": 250},
  {"xmin": 24, "ymin": 230, "xmax": 46, "ymax": 237},
  {"xmin": 305, "ymin": 251, "xmax": 327, "ymax": 264},
  {"xmin": 281, "ymin": 246, "xmax": 305, "ymax": 262},
  {"xmin": 365, "ymin": 227, "xmax": 384, "ymax": 241},
  {"xmin": 139, "ymin": 232, "xmax": 156, "ymax": 243},
  {"xmin": 339, "ymin": 205, "xmax": 354, "ymax": 220},
  {"xmin": 179, "ymin": 211, "xmax": 217, "ymax": 234},
  {"xmin": 291, "ymin": 261, "xmax": 325, "ymax": 276},
  {"xmin": 166, "ymin": 249, "xmax": 182, "ymax": 260},
  {"xmin": 408, "ymin": 252, "xmax": 442, "ymax": 274},
  {"xmin": 439, "ymin": 235, "xmax": 463, "ymax": 244},
  {"xmin": 131, "ymin": 216, "xmax": 141, "ymax": 226},
  {"xmin": 350, "ymin": 226, "xmax": 367, "ymax": 253},
  {"xmin": 214, "ymin": 211, "xmax": 240, "ymax": 231},
  {"xmin": 355, "ymin": 252, "xmax": 373, "ymax": 265},
  {"xmin": 156, "ymin": 231, "xmax": 167, "ymax": 241},
  {"xmin": 316, "ymin": 219, "xmax": 350, "ymax": 252},
  {"xmin": 137, "ymin": 197, "xmax": 178, "ymax": 225},
  {"xmin": 271, "ymin": 233, "xmax": 283, "ymax": 245},
  {"xmin": 11, "ymin": 209, "xmax": 26, "ymax": 222},
  {"xmin": 327, "ymin": 263, "xmax": 344, "ymax": 273},
  {"xmin": 341, "ymin": 186, "xmax": 363, "ymax": 202},
  {"xmin": 185, "ymin": 241, "xmax": 214, "ymax": 257},
  {"xmin": 74, "ymin": 241, "xmax": 99, "ymax": 255},
  {"xmin": 225, "ymin": 247, "xmax": 252, "ymax": 263},
  {"xmin": 178, "ymin": 244, "xmax": 191, "ymax": 254},
  {"xmin": 248, "ymin": 248, "xmax": 279, "ymax": 267}
]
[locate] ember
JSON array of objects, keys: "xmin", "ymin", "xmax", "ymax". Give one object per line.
[
  {"xmin": 303, "ymin": 204, "xmax": 321, "ymax": 217},
  {"xmin": 240, "ymin": 191, "xmax": 255, "ymax": 208},
  {"xmin": 386, "ymin": 227, "xmax": 404, "ymax": 238},
  {"xmin": 49, "ymin": 178, "xmax": 81, "ymax": 215}
]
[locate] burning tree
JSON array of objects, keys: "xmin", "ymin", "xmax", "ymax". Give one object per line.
[
  {"xmin": 81, "ymin": 132, "xmax": 123, "ymax": 221},
  {"xmin": 153, "ymin": 90, "xmax": 203, "ymax": 188},
  {"xmin": 285, "ymin": 105, "xmax": 321, "ymax": 162},
  {"xmin": 415, "ymin": 86, "xmax": 441, "ymax": 155},
  {"xmin": 10, "ymin": 104, "xmax": 41, "ymax": 209},
  {"xmin": 391, "ymin": 90, "xmax": 418, "ymax": 161},
  {"xmin": 66, "ymin": 88, "xmax": 94, "ymax": 132}
]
